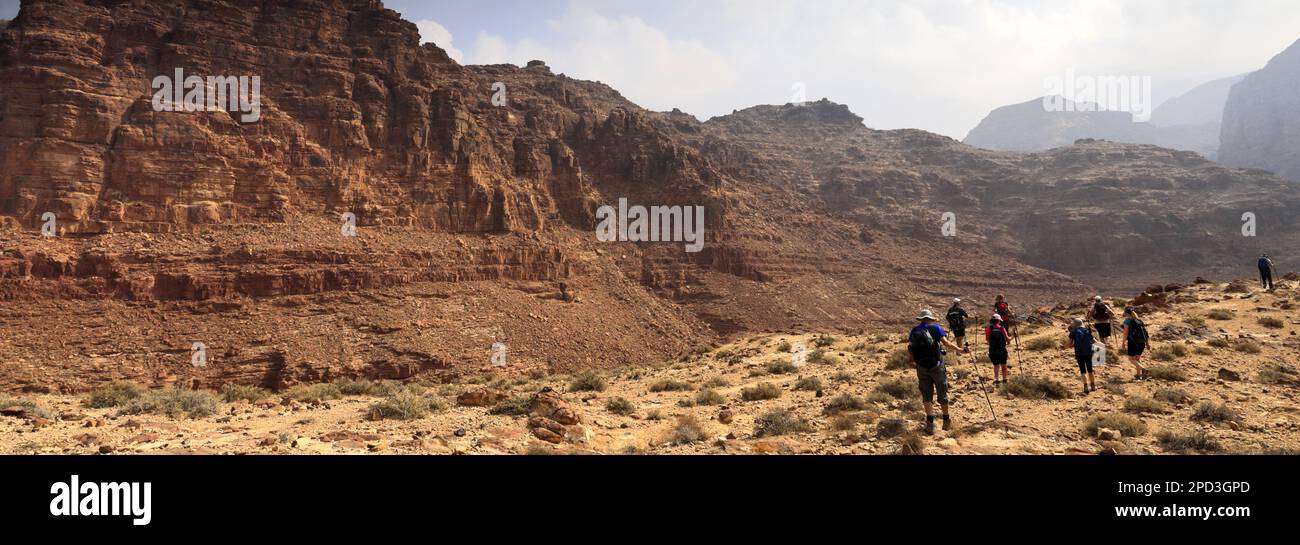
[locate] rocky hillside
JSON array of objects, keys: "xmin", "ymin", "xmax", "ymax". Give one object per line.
[
  {"xmin": 3, "ymin": 277, "xmax": 1298, "ymax": 455},
  {"xmin": 0, "ymin": 0, "xmax": 1298, "ymax": 393},
  {"xmin": 964, "ymin": 97, "xmax": 1162, "ymax": 152},
  {"xmin": 1220, "ymin": 39, "xmax": 1300, "ymax": 181}
]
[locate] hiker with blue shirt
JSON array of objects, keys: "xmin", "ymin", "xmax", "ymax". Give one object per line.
[
  {"xmin": 908, "ymin": 309, "xmax": 971, "ymax": 435},
  {"xmin": 1259, "ymin": 253, "xmax": 1275, "ymax": 290},
  {"xmin": 1065, "ymin": 318, "xmax": 1097, "ymax": 394}
]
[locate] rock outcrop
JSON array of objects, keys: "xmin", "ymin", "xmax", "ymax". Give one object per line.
[{"xmin": 1220, "ymin": 39, "xmax": 1300, "ymax": 181}]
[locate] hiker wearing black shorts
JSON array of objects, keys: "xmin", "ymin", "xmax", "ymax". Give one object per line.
[
  {"xmin": 1086, "ymin": 296, "xmax": 1115, "ymax": 346},
  {"xmin": 946, "ymin": 298, "xmax": 970, "ymax": 348},
  {"xmin": 908, "ymin": 309, "xmax": 971, "ymax": 435},
  {"xmin": 1120, "ymin": 307, "xmax": 1150, "ymax": 380},
  {"xmin": 985, "ymin": 314, "xmax": 1011, "ymax": 384},
  {"xmin": 1259, "ymin": 254, "xmax": 1275, "ymax": 290},
  {"xmin": 1066, "ymin": 318, "xmax": 1097, "ymax": 394}
]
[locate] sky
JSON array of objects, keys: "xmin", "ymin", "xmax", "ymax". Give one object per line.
[{"xmin": 4, "ymin": 0, "xmax": 1299, "ymax": 138}]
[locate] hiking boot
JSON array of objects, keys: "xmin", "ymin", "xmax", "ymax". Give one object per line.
[
  {"xmin": 941, "ymin": 416, "xmax": 952, "ymax": 431},
  {"xmin": 924, "ymin": 418, "xmax": 936, "ymax": 435}
]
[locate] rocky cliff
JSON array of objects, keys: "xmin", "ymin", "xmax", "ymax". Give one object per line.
[
  {"xmin": 0, "ymin": 0, "xmax": 1297, "ymax": 393},
  {"xmin": 1220, "ymin": 39, "xmax": 1300, "ymax": 181}
]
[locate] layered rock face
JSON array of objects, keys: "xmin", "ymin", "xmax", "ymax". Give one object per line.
[
  {"xmin": 1220, "ymin": 39, "xmax": 1300, "ymax": 181},
  {"xmin": 0, "ymin": 1, "xmax": 1297, "ymax": 393}
]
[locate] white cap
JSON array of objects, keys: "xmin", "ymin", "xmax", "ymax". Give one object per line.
[
  {"xmin": 917, "ymin": 309, "xmax": 937, "ymax": 321},
  {"xmin": 1094, "ymin": 295, "xmax": 1103, "ymax": 301},
  {"xmin": 953, "ymin": 298, "xmax": 961, "ymax": 303}
]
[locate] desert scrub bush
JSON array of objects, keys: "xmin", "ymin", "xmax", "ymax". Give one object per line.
[
  {"xmin": 1207, "ymin": 337, "xmax": 1231, "ymax": 349},
  {"xmin": 1150, "ymin": 344, "xmax": 1188, "ymax": 361},
  {"xmin": 832, "ymin": 371, "xmax": 853, "ymax": 383},
  {"xmin": 884, "ymin": 350, "xmax": 912, "ymax": 370},
  {"xmin": 1147, "ymin": 365, "xmax": 1188, "ymax": 382},
  {"xmin": 649, "ymin": 378, "xmax": 694, "ymax": 392},
  {"xmin": 334, "ymin": 378, "xmax": 392, "ymax": 396},
  {"xmin": 569, "ymin": 370, "xmax": 606, "ymax": 392},
  {"xmin": 1000, "ymin": 376, "xmax": 1072, "ymax": 400},
  {"xmin": 1025, "ymin": 337, "xmax": 1058, "ymax": 351},
  {"xmin": 1233, "ymin": 339, "xmax": 1262, "ymax": 354},
  {"xmin": 776, "ymin": 340, "xmax": 792, "ymax": 352},
  {"xmin": 645, "ymin": 409, "xmax": 663, "ymax": 421},
  {"xmin": 896, "ymin": 432, "xmax": 925, "ymax": 455},
  {"xmin": 284, "ymin": 383, "xmax": 343, "ymax": 403},
  {"xmin": 367, "ymin": 385, "xmax": 445, "ymax": 421},
  {"xmin": 669, "ymin": 415, "xmax": 707, "ymax": 445},
  {"xmin": 741, "ymin": 382, "xmax": 782, "ymax": 401},
  {"xmin": 119, "ymin": 389, "xmax": 220, "ymax": 419},
  {"xmin": 1084, "ymin": 413, "xmax": 1147, "ymax": 437},
  {"xmin": 1156, "ymin": 430, "xmax": 1222, "ymax": 453},
  {"xmin": 702, "ymin": 376, "xmax": 730, "ymax": 389},
  {"xmin": 605, "ymin": 397, "xmax": 636, "ymax": 416},
  {"xmin": 876, "ymin": 418, "xmax": 908, "ymax": 438},
  {"xmin": 489, "ymin": 395, "xmax": 533, "ymax": 416},
  {"xmin": 1123, "ymin": 396, "xmax": 1168, "ymax": 414},
  {"xmin": 1191, "ymin": 402, "xmax": 1240, "ymax": 424},
  {"xmin": 1207, "ymin": 308, "xmax": 1235, "ymax": 320},
  {"xmin": 793, "ymin": 376, "xmax": 824, "ymax": 391},
  {"xmin": 220, "ymin": 383, "xmax": 269, "ymax": 403},
  {"xmin": 822, "ymin": 393, "xmax": 868, "ymax": 415},
  {"xmin": 813, "ymin": 334, "xmax": 836, "ymax": 348},
  {"xmin": 1258, "ymin": 316, "xmax": 1285, "ymax": 329},
  {"xmin": 1103, "ymin": 379, "xmax": 1127, "ymax": 396},
  {"xmin": 0, "ymin": 395, "xmax": 52, "ymax": 419},
  {"xmin": 695, "ymin": 389, "xmax": 726, "ymax": 406},
  {"xmin": 874, "ymin": 377, "xmax": 918, "ymax": 400},
  {"xmin": 527, "ymin": 369, "xmax": 548, "ymax": 380},
  {"xmin": 753, "ymin": 408, "xmax": 813, "ymax": 437},
  {"xmin": 1257, "ymin": 363, "xmax": 1299, "ymax": 384},
  {"xmin": 807, "ymin": 349, "xmax": 840, "ymax": 365},
  {"xmin": 1153, "ymin": 388, "xmax": 1190, "ymax": 404},
  {"xmin": 84, "ymin": 381, "xmax": 145, "ymax": 408},
  {"xmin": 1184, "ymin": 316, "xmax": 1207, "ymax": 328},
  {"xmin": 765, "ymin": 359, "xmax": 798, "ymax": 375}
]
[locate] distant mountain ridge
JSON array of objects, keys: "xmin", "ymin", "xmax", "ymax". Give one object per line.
[{"xmin": 1220, "ymin": 39, "xmax": 1300, "ymax": 181}]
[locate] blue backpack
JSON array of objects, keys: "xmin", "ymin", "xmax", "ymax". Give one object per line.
[{"xmin": 1072, "ymin": 327, "xmax": 1094, "ymax": 359}]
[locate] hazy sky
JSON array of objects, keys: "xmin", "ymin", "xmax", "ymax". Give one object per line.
[{"xmin": 4, "ymin": 0, "xmax": 1299, "ymax": 138}]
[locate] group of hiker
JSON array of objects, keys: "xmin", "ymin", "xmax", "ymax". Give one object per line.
[{"xmin": 907, "ymin": 293, "xmax": 1150, "ymax": 435}]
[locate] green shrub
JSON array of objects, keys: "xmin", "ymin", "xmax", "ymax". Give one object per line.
[
  {"xmin": 1190, "ymin": 402, "xmax": 1240, "ymax": 424},
  {"xmin": 1257, "ymin": 363, "xmax": 1299, "ymax": 384},
  {"xmin": 1153, "ymin": 388, "xmax": 1189, "ymax": 404},
  {"xmin": 1147, "ymin": 365, "xmax": 1187, "ymax": 382},
  {"xmin": 1000, "ymin": 376, "xmax": 1072, "ymax": 400},
  {"xmin": 1207, "ymin": 337, "xmax": 1231, "ymax": 349},
  {"xmin": 119, "ymin": 389, "xmax": 220, "ymax": 419},
  {"xmin": 1084, "ymin": 413, "xmax": 1147, "ymax": 437},
  {"xmin": 874, "ymin": 377, "xmax": 918, "ymax": 400},
  {"xmin": 220, "ymin": 383, "xmax": 270, "ymax": 403},
  {"xmin": 753, "ymin": 409, "xmax": 813, "ymax": 437},
  {"xmin": 606, "ymin": 396, "xmax": 636, "ymax": 416},
  {"xmin": 822, "ymin": 393, "xmax": 868, "ymax": 415},
  {"xmin": 741, "ymin": 382, "xmax": 783, "ymax": 401},
  {"xmin": 569, "ymin": 371, "xmax": 606, "ymax": 392},
  {"xmin": 1207, "ymin": 308, "xmax": 1235, "ymax": 320},
  {"xmin": 334, "ymin": 378, "xmax": 392, "ymax": 396},
  {"xmin": 1156, "ymin": 430, "xmax": 1222, "ymax": 452},
  {"xmin": 897, "ymin": 432, "xmax": 925, "ymax": 455},
  {"xmin": 1184, "ymin": 316, "xmax": 1206, "ymax": 328},
  {"xmin": 1150, "ymin": 345, "xmax": 1187, "ymax": 361},
  {"xmin": 0, "ymin": 395, "xmax": 52, "ymax": 419},
  {"xmin": 765, "ymin": 359, "xmax": 798, "ymax": 375},
  {"xmin": 884, "ymin": 350, "xmax": 912, "ymax": 370},
  {"xmin": 1025, "ymin": 337, "xmax": 1058, "ymax": 351},
  {"xmin": 832, "ymin": 371, "xmax": 853, "ymax": 383},
  {"xmin": 876, "ymin": 418, "xmax": 908, "ymax": 438},
  {"xmin": 284, "ymin": 383, "xmax": 343, "ymax": 403},
  {"xmin": 813, "ymin": 334, "xmax": 836, "ymax": 348},
  {"xmin": 649, "ymin": 378, "xmax": 693, "ymax": 392},
  {"xmin": 807, "ymin": 349, "xmax": 840, "ymax": 365},
  {"xmin": 84, "ymin": 381, "xmax": 144, "ymax": 408},
  {"xmin": 695, "ymin": 389, "xmax": 726, "ymax": 406},
  {"xmin": 1233, "ymin": 340, "xmax": 1262, "ymax": 354},
  {"xmin": 367, "ymin": 385, "xmax": 444, "ymax": 420},
  {"xmin": 1258, "ymin": 316, "xmax": 1285, "ymax": 329},
  {"xmin": 702, "ymin": 376, "xmax": 730, "ymax": 389},
  {"xmin": 1123, "ymin": 396, "xmax": 1168, "ymax": 414},
  {"xmin": 669, "ymin": 415, "xmax": 706, "ymax": 445},
  {"xmin": 489, "ymin": 395, "xmax": 532, "ymax": 416},
  {"xmin": 776, "ymin": 341, "xmax": 792, "ymax": 352},
  {"xmin": 793, "ymin": 376, "xmax": 823, "ymax": 391}
]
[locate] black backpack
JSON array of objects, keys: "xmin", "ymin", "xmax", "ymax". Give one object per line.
[
  {"xmin": 1127, "ymin": 319, "xmax": 1149, "ymax": 345},
  {"xmin": 987, "ymin": 325, "xmax": 1008, "ymax": 356},
  {"xmin": 1093, "ymin": 302, "xmax": 1113, "ymax": 321},
  {"xmin": 909, "ymin": 325, "xmax": 942, "ymax": 368},
  {"xmin": 947, "ymin": 307, "xmax": 966, "ymax": 329}
]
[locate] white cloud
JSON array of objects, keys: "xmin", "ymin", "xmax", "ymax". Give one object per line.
[
  {"xmin": 455, "ymin": 0, "xmax": 1300, "ymax": 138},
  {"xmin": 414, "ymin": 19, "xmax": 464, "ymax": 63}
]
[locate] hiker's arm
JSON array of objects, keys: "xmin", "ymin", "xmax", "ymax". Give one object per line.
[{"xmin": 941, "ymin": 337, "xmax": 969, "ymax": 353}]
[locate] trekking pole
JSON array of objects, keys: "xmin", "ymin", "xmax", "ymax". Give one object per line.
[{"xmin": 964, "ymin": 341, "xmax": 998, "ymax": 422}]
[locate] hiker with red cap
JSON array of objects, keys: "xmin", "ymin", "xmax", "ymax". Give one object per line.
[
  {"xmin": 985, "ymin": 314, "xmax": 1011, "ymax": 384},
  {"xmin": 908, "ymin": 309, "xmax": 971, "ymax": 435}
]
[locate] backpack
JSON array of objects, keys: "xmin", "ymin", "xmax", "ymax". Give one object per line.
[
  {"xmin": 1127, "ymin": 319, "xmax": 1149, "ymax": 345},
  {"xmin": 909, "ymin": 325, "xmax": 942, "ymax": 368},
  {"xmin": 1259, "ymin": 257, "xmax": 1271, "ymax": 270},
  {"xmin": 946, "ymin": 307, "xmax": 966, "ymax": 330},
  {"xmin": 995, "ymin": 302, "xmax": 1011, "ymax": 321},
  {"xmin": 1093, "ymin": 302, "xmax": 1113, "ymax": 321},
  {"xmin": 987, "ymin": 325, "xmax": 1008, "ymax": 356},
  {"xmin": 1072, "ymin": 327, "xmax": 1094, "ymax": 359}
]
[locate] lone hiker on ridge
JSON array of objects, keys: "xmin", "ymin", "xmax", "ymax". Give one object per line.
[
  {"xmin": 946, "ymin": 298, "xmax": 970, "ymax": 348},
  {"xmin": 1065, "ymin": 318, "xmax": 1098, "ymax": 395},
  {"xmin": 908, "ymin": 309, "xmax": 971, "ymax": 435},
  {"xmin": 1259, "ymin": 253, "xmax": 1275, "ymax": 291},
  {"xmin": 1086, "ymin": 295, "xmax": 1115, "ymax": 347},
  {"xmin": 985, "ymin": 314, "xmax": 1011, "ymax": 385}
]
